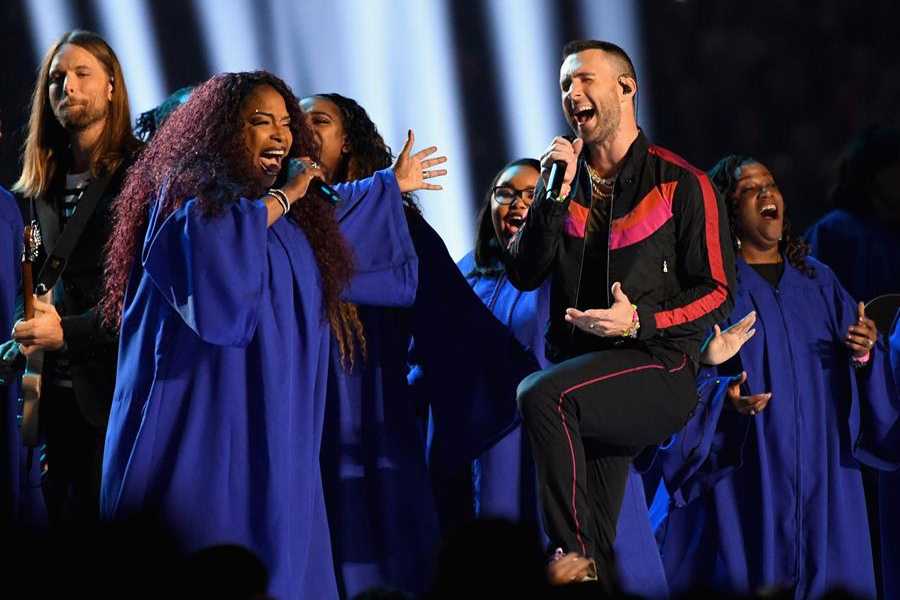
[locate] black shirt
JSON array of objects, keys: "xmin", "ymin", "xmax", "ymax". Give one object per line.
[{"xmin": 749, "ymin": 261, "xmax": 785, "ymax": 288}]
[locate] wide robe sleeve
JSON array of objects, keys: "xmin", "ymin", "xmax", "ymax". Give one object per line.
[
  {"xmin": 141, "ymin": 195, "xmax": 269, "ymax": 347},
  {"xmin": 406, "ymin": 213, "xmax": 540, "ymax": 473},
  {"xmin": 335, "ymin": 169, "xmax": 417, "ymax": 307},
  {"xmin": 658, "ymin": 367, "xmax": 751, "ymax": 507},
  {"xmin": 826, "ymin": 270, "xmax": 900, "ymax": 470}
]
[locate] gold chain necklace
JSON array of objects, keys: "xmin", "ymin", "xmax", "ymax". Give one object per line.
[{"xmin": 585, "ymin": 164, "xmax": 615, "ymax": 199}]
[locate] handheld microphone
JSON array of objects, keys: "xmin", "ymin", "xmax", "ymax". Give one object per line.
[
  {"xmin": 546, "ymin": 135, "xmax": 578, "ymax": 202},
  {"xmin": 287, "ymin": 158, "xmax": 342, "ymax": 205},
  {"xmin": 545, "ymin": 160, "xmax": 567, "ymax": 202},
  {"xmin": 308, "ymin": 178, "xmax": 342, "ymax": 205}
]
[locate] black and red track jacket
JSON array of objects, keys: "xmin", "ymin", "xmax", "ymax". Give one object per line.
[{"xmin": 504, "ymin": 131, "xmax": 736, "ymax": 369}]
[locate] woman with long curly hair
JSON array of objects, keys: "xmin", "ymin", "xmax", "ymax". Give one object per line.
[
  {"xmin": 301, "ymin": 94, "xmax": 537, "ymax": 596},
  {"xmin": 654, "ymin": 156, "xmax": 898, "ymax": 598},
  {"xmin": 100, "ymin": 72, "xmax": 440, "ymax": 600}
]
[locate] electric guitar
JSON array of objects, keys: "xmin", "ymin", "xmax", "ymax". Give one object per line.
[{"xmin": 19, "ymin": 222, "xmax": 49, "ymax": 448}]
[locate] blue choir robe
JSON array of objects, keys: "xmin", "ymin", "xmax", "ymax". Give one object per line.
[
  {"xmin": 323, "ymin": 213, "xmax": 533, "ymax": 597},
  {"xmin": 322, "ymin": 304, "xmax": 439, "ymax": 598},
  {"xmin": 808, "ymin": 210, "xmax": 900, "ymax": 600},
  {"xmin": 1, "ymin": 187, "xmax": 23, "ymax": 522},
  {"xmin": 806, "ymin": 209, "xmax": 900, "ymax": 302},
  {"xmin": 655, "ymin": 257, "xmax": 899, "ymax": 599},
  {"xmin": 1, "ymin": 188, "xmax": 45, "ymax": 528},
  {"xmin": 100, "ymin": 170, "xmax": 417, "ymax": 600},
  {"xmin": 880, "ymin": 314, "xmax": 900, "ymax": 600},
  {"xmin": 456, "ymin": 250, "xmax": 670, "ymax": 599}
]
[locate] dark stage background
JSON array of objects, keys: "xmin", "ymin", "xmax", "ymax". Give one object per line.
[{"xmin": 2, "ymin": 0, "xmax": 899, "ymax": 258}]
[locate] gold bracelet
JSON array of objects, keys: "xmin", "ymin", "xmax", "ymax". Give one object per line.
[{"xmin": 622, "ymin": 304, "xmax": 640, "ymax": 338}]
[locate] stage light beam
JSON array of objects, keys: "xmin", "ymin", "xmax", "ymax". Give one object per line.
[
  {"xmin": 486, "ymin": 0, "xmax": 565, "ymax": 159},
  {"xmin": 23, "ymin": 0, "xmax": 76, "ymax": 61},
  {"xmin": 93, "ymin": 0, "xmax": 167, "ymax": 116}
]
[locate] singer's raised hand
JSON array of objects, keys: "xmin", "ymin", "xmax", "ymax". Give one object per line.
[
  {"xmin": 844, "ymin": 301, "xmax": 877, "ymax": 359},
  {"xmin": 393, "ymin": 129, "xmax": 448, "ymax": 193},
  {"xmin": 540, "ymin": 136, "xmax": 583, "ymax": 198}
]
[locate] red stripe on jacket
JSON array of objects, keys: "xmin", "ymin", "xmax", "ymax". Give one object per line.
[
  {"xmin": 609, "ymin": 181, "xmax": 677, "ymax": 250},
  {"xmin": 564, "ymin": 201, "xmax": 589, "ymax": 238},
  {"xmin": 648, "ymin": 146, "xmax": 729, "ymax": 329}
]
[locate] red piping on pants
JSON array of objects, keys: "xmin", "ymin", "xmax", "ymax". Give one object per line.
[{"xmin": 556, "ymin": 361, "xmax": 669, "ymax": 557}]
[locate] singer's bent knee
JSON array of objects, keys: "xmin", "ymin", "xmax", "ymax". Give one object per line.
[{"xmin": 517, "ymin": 369, "xmax": 558, "ymax": 419}]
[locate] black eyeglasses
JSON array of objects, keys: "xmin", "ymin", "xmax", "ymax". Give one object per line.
[{"xmin": 492, "ymin": 186, "xmax": 536, "ymax": 206}]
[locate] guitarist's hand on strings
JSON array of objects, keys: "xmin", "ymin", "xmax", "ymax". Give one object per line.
[{"xmin": 12, "ymin": 298, "xmax": 64, "ymax": 353}]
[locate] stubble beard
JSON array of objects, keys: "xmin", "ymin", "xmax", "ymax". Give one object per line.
[
  {"xmin": 584, "ymin": 93, "xmax": 621, "ymax": 147},
  {"xmin": 55, "ymin": 100, "xmax": 108, "ymax": 132}
]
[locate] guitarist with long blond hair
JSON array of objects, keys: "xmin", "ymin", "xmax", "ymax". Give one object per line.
[{"xmin": 1, "ymin": 30, "xmax": 139, "ymax": 525}]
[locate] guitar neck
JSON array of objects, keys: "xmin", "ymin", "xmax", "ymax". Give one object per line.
[
  {"xmin": 23, "ymin": 263, "xmax": 35, "ymax": 320},
  {"xmin": 22, "ymin": 225, "xmax": 36, "ymax": 320}
]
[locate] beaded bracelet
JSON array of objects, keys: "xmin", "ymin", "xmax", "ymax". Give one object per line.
[{"xmin": 622, "ymin": 304, "xmax": 640, "ymax": 338}]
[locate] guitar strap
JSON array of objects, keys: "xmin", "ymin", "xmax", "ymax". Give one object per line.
[
  {"xmin": 18, "ymin": 167, "xmax": 119, "ymax": 451},
  {"xmin": 34, "ymin": 167, "xmax": 117, "ymax": 294}
]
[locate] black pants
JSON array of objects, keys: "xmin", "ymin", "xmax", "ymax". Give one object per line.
[
  {"xmin": 517, "ymin": 347, "xmax": 696, "ymax": 573},
  {"xmin": 40, "ymin": 385, "xmax": 105, "ymax": 526}
]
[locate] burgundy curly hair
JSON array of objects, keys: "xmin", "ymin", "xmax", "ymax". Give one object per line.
[{"xmin": 103, "ymin": 71, "xmax": 364, "ymax": 364}]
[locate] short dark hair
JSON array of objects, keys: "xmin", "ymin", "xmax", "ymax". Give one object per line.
[
  {"xmin": 563, "ymin": 40, "xmax": 637, "ymax": 83},
  {"xmin": 562, "ymin": 40, "xmax": 637, "ymax": 112}
]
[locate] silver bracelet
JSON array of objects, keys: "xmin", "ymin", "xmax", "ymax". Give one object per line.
[
  {"xmin": 266, "ymin": 188, "xmax": 290, "ymax": 216},
  {"xmin": 264, "ymin": 191, "xmax": 287, "ymax": 216}
]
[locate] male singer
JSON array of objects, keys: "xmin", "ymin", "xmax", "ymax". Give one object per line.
[{"xmin": 504, "ymin": 39, "xmax": 735, "ymax": 584}]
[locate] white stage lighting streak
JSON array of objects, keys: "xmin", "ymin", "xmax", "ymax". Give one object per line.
[
  {"xmin": 283, "ymin": 0, "xmax": 350, "ymax": 95},
  {"xmin": 24, "ymin": 0, "xmax": 76, "ymax": 62},
  {"xmin": 192, "ymin": 0, "xmax": 264, "ymax": 74},
  {"xmin": 290, "ymin": 0, "xmax": 474, "ymax": 260},
  {"xmin": 290, "ymin": 0, "xmax": 395, "ymax": 137},
  {"xmin": 386, "ymin": 0, "xmax": 473, "ymax": 259},
  {"xmin": 93, "ymin": 0, "xmax": 167, "ymax": 116},
  {"xmin": 486, "ymin": 0, "xmax": 565, "ymax": 160},
  {"xmin": 264, "ymin": 0, "xmax": 309, "ymax": 93}
]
